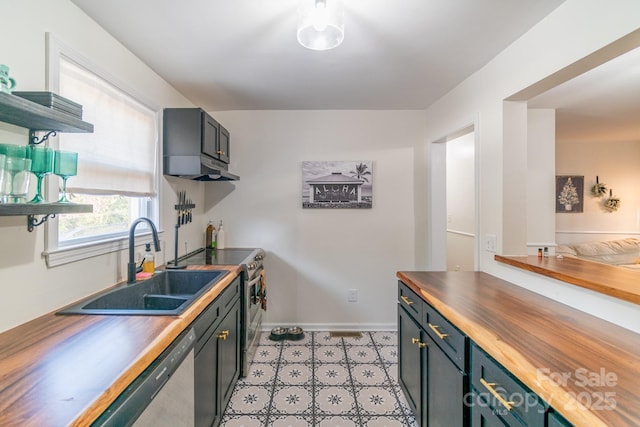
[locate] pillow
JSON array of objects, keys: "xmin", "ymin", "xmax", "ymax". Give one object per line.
[
  {"xmin": 572, "ymin": 238, "xmax": 640, "ymax": 265},
  {"xmin": 555, "ymin": 245, "xmax": 577, "ymax": 257}
]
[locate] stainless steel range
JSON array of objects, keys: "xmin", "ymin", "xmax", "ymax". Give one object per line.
[{"xmin": 183, "ymin": 248, "xmax": 266, "ymax": 376}]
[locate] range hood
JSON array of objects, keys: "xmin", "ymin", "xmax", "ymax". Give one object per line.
[{"xmin": 163, "ymin": 155, "xmax": 240, "ymax": 181}]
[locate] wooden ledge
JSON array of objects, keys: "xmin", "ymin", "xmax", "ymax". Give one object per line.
[{"xmin": 495, "ymin": 254, "xmax": 640, "ymax": 305}]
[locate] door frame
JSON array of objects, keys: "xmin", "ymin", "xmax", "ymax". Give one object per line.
[{"xmin": 427, "ymin": 118, "xmax": 480, "ymax": 271}]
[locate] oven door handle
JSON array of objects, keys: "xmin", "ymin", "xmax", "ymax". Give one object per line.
[{"xmin": 246, "ymin": 270, "xmax": 263, "ymax": 288}]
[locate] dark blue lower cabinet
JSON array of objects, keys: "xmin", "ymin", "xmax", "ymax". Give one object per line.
[
  {"xmin": 398, "ymin": 281, "xmax": 575, "ymax": 427},
  {"xmin": 398, "ymin": 304, "xmax": 426, "ymax": 424},
  {"xmin": 424, "ymin": 330, "xmax": 468, "ymax": 426},
  {"xmin": 398, "ymin": 292, "xmax": 469, "ymax": 426}
]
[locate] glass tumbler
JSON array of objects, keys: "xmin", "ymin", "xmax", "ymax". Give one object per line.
[
  {"xmin": 0, "ymin": 154, "xmax": 5, "ymax": 200},
  {"xmin": 53, "ymin": 150, "xmax": 78, "ymax": 203},
  {"xmin": 27, "ymin": 146, "xmax": 55, "ymax": 203},
  {"xmin": 2, "ymin": 157, "xmax": 32, "ymax": 203}
]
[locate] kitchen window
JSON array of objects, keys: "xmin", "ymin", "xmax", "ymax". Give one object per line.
[{"xmin": 44, "ymin": 34, "xmax": 160, "ymax": 267}]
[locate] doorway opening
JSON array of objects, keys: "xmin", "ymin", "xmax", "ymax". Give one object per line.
[{"xmin": 428, "ymin": 124, "xmax": 478, "ymax": 271}]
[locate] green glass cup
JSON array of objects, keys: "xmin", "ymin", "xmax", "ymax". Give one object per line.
[
  {"xmin": 53, "ymin": 150, "xmax": 78, "ymax": 203},
  {"xmin": 0, "ymin": 143, "xmax": 27, "ymax": 159},
  {"xmin": 27, "ymin": 146, "xmax": 54, "ymax": 203}
]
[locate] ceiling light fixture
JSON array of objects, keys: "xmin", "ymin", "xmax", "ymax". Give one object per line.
[{"xmin": 297, "ymin": 0, "xmax": 344, "ymax": 51}]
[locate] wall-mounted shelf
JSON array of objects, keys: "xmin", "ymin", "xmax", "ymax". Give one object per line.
[
  {"xmin": 0, "ymin": 92, "xmax": 93, "ymax": 133},
  {"xmin": 0, "ymin": 203, "xmax": 93, "ymax": 232},
  {"xmin": 0, "ymin": 91, "xmax": 94, "ymax": 231}
]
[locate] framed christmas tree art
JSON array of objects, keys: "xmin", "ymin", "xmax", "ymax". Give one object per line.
[{"xmin": 556, "ymin": 175, "xmax": 584, "ymax": 213}]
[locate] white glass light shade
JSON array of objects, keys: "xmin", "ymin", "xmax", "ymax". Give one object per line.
[{"xmin": 297, "ymin": 0, "xmax": 344, "ymax": 51}]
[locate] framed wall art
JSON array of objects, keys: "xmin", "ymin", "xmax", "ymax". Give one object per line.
[
  {"xmin": 302, "ymin": 161, "xmax": 373, "ymax": 209},
  {"xmin": 556, "ymin": 175, "xmax": 584, "ymax": 213}
]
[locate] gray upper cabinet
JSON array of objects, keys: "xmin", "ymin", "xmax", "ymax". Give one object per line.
[{"xmin": 163, "ymin": 108, "xmax": 238, "ymax": 181}]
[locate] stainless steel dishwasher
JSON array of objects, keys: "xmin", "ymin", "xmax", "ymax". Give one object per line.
[{"xmin": 93, "ymin": 328, "xmax": 196, "ymax": 427}]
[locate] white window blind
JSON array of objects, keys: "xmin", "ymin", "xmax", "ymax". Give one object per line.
[{"xmin": 59, "ymin": 58, "xmax": 157, "ymax": 196}]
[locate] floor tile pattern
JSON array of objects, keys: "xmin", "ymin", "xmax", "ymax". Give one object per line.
[{"xmin": 221, "ymin": 331, "xmax": 418, "ymax": 426}]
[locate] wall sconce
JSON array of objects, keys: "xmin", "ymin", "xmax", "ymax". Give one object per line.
[{"xmin": 297, "ymin": 0, "xmax": 344, "ymax": 51}]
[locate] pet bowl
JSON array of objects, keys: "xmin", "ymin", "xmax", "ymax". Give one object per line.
[
  {"xmin": 287, "ymin": 326, "xmax": 305, "ymax": 341},
  {"xmin": 269, "ymin": 327, "xmax": 288, "ymax": 341}
]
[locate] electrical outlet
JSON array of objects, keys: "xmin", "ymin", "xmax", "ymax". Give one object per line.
[
  {"xmin": 485, "ymin": 234, "xmax": 497, "ymax": 253},
  {"xmin": 348, "ymin": 289, "xmax": 358, "ymax": 302}
]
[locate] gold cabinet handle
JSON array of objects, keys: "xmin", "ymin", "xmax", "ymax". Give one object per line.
[
  {"xmin": 400, "ymin": 295, "xmax": 414, "ymax": 305},
  {"xmin": 480, "ymin": 377, "xmax": 514, "ymax": 411},
  {"xmin": 218, "ymin": 330, "xmax": 230, "ymax": 340},
  {"xmin": 411, "ymin": 337, "xmax": 426, "ymax": 348},
  {"xmin": 428, "ymin": 323, "xmax": 449, "ymax": 340},
  {"xmin": 216, "ymin": 150, "xmax": 226, "ymax": 155}
]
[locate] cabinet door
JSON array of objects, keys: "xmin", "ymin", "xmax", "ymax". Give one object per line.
[
  {"xmin": 217, "ymin": 301, "xmax": 240, "ymax": 416},
  {"xmin": 202, "ymin": 112, "xmax": 219, "ymax": 159},
  {"xmin": 426, "ymin": 332, "xmax": 467, "ymax": 427},
  {"xmin": 218, "ymin": 125, "xmax": 230, "ymax": 164},
  {"xmin": 195, "ymin": 330, "xmax": 219, "ymax": 427},
  {"xmin": 471, "ymin": 399, "xmax": 508, "ymax": 427},
  {"xmin": 398, "ymin": 305, "xmax": 426, "ymax": 426}
]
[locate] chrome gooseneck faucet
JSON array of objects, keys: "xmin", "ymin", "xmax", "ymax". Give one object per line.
[{"xmin": 128, "ymin": 217, "xmax": 161, "ymax": 284}]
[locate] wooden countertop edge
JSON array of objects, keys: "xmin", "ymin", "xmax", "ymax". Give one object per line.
[
  {"xmin": 69, "ymin": 265, "xmax": 242, "ymax": 427},
  {"xmin": 397, "ymin": 271, "xmax": 610, "ymax": 427},
  {"xmin": 495, "ymin": 255, "xmax": 640, "ymax": 305}
]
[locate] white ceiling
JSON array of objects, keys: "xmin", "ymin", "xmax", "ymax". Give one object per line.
[
  {"xmin": 528, "ymin": 47, "xmax": 640, "ymax": 143},
  {"xmin": 70, "ymin": 0, "xmax": 564, "ymax": 111}
]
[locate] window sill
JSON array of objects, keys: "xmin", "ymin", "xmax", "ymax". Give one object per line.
[{"xmin": 44, "ymin": 230, "xmax": 164, "ymax": 268}]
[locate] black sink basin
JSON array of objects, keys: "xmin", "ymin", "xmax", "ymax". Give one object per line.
[{"xmin": 58, "ymin": 270, "xmax": 228, "ymax": 315}]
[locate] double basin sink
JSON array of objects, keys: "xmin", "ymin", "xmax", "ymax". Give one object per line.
[{"xmin": 58, "ymin": 269, "xmax": 229, "ymax": 316}]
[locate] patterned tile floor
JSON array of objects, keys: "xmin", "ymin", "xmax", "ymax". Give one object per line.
[{"xmin": 221, "ymin": 331, "xmax": 418, "ymax": 427}]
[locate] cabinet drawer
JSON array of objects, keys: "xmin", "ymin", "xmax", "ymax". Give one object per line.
[
  {"xmin": 471, "ymin": 344, "xmax": 545, "ymax": 426},
  {"xmin": 398, "ymin": 280, "xmax": 423, "ymax": 323},
  {"xmin": 221, "ymin": 276, "xmax": 240, "ymax": 312},
  {"xmin": 193, "ymin": 299, "xmax": 221, "ymax": 347},
  {"xmin": 423, "ymin": 304, "xmax": 467, "ymax": 371}
]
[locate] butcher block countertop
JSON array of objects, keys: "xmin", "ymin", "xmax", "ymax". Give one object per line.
[
  {"xmin": 495, "ymin": 254, "xmax": 640, "ymax": 305},
  {"xmin": 397, "ymin": 271, "xmax": 640, "ymax": 427},
  {"xmin": 0, "ymin": 265, "xmax": 241, "ymax": 427}
]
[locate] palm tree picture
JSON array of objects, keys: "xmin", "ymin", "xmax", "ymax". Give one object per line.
[{"xmin": 350, "ymin": 162, "xmax": 372, "ymax": 182}]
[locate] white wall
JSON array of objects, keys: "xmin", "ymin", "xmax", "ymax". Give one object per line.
[
  {"xmin": 0, "ymin": 0, "xmax": 199, "ymax": 332},
  {"xmin": 206, "ymin": 110, "xmax": 423, "ymax": 330},
  {"xmin": 418, "ymin": 0, "xmax": 640, "ymax": 332},
  {"xmin": 556, "ymin": 140, "xmax": 640, "ymax": 244},
  {"xmin": 527, "ymin": 109, "xmax": 556, "ymax": 252}
]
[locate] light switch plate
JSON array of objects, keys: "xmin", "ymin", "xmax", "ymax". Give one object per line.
[{"xmin": 485, "ymin": 234, "xmax": 497, "ymax": 253}]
